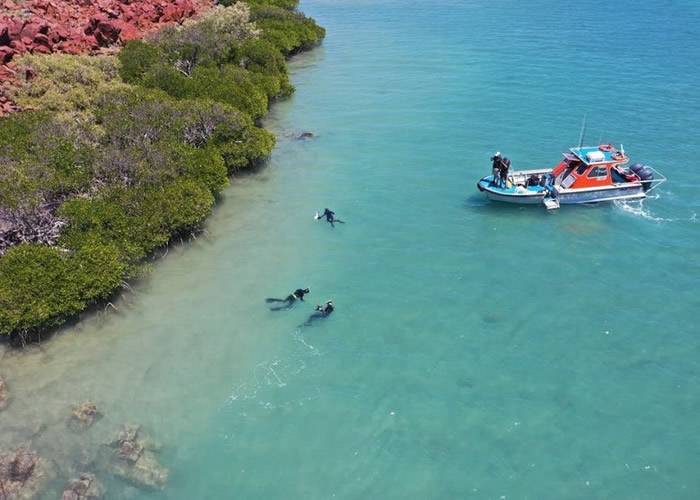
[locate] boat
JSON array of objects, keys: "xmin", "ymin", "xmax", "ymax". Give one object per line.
[{"xmin": 476, "ymin": 144, "xmax": 666, "ymax": 209}]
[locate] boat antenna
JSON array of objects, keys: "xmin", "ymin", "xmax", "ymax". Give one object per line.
[{"xmin": 577, "ymin": 114, "xmax": 587, "ymax": 148}]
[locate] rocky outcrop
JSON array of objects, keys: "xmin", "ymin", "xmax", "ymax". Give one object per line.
[
  {"xmin": 107, "ymin": 425, "xmax": 169, "ymax": 490},
  {"xmin": 70, "ymin": 401, "xmax": 101, "ymax": 429},
  {"xmin": 61, "ymin": 473, "xmax": 105, "ymax": 500},
  {"xmin": 0, "ymin": 447, "xmax": 51, "ymax": 499},
  {"xmin": 0, "ymin": 376, "xmax": 8, "ymax": 411},
  {"xmin": 0, "ymin": 0, "xmax": 215, "ymax": 115}
]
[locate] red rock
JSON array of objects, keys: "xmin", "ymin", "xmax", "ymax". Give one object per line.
[
  {"xmin": 33, "ymin": 33, "xmax": 52, "ymax": 47},
  {"xmin": 21, "ymin": 22, "xmax": 44, "ymax": 40},
  {"xmin": 62, "ymin": 44, "xmax": 83, "ymax": 55},
  {"xmin": 9, "ymin": 19, "xmax": 24, "ymax": 38},
  {"xmin": 0, "ymin": 0, "xmax": 216, "ymax": 117},
  {"xmin": 33, "ymin": 0, "xmax": 49, "ymax": 11},
  {"xmin": 44, "ymin": 2, "xmax": 59, "ymax": 18},
  {"xmin": 84, "ymin": 15, "xmax": 101, "ymax": 35},
  {"xmin": 1, "ymin": 63, "xmax": 15, "ymax": 77},
  {"xmin": 0, "ymin": 24, "xmax": 10, "ymax": 46},
  {"xmin": 117, "ymin": 21, "xmax": 139, "ymax": 41},
  {"xmin": 9, "ymin": 39, "xmax": 25, "ymax": 52},
  {"xmin": 0, "ymin": 46, "xmax": 14, "ymax": 63},
  {"xmin": 50, "ymin": 29, "xmax": 67, "ymax": 44},
  {"xmin": 32, "ymin": 44, "xmax": 51, "ymax": 54}
]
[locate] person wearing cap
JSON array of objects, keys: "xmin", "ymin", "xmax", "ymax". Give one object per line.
[{"xmin": 491, "ymin": 152, "xmax": 503, "ymax": 186}]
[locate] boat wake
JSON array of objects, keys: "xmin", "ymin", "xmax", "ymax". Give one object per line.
[
  {"xmin": 226, "ymin": 328, "xmax": 323, "ymax": 407},
  {"xmin": 613, "ymin": 198, "xmax": 672, "ymax": 222}
]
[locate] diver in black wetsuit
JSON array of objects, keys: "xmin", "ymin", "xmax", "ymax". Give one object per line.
[
  {"xmin": 318, "ymin": 208, "xmax": 344, "ymax": 228},
  {"xmin": 500, "ymin": 157, "xmax": 511, "ymax": 187},
  {"xmin": 491, "ymin": 152, "xmax": 503, "ymax": 186},
  {"xmin": 266, "ymin": 288, "xmax": 310, "ymax": 310},
  {"xmin": 301, "ymin": 300, "xmax": 334, "ymax": 326}
]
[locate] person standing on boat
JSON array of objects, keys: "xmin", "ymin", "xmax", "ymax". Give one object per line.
[
  {"xmin": 491, "ymin": 152, "xmax": 503, "ymax": 186},
  {"xmin": 500, "ymin": 157, "xmax": 511, "ymax": 187}
]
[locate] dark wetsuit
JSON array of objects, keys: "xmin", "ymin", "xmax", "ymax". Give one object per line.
[
  {"xmin": 491, "ymin": 155, "xmax": 503, "ymax": 186},
  {"xmin": 302, "ymin": 302, "xmax": 334, "ymax": 326},
  {"xmin": 267, "ymin": 288, "xmax": 309, "ymax": 310},
  {"xmin": 500, "ymin": 158, "xmax": 511, "ymax": 186},
  {"xmin": 321, "ymin": 208, "xmax": 344, "ymax": 228}
]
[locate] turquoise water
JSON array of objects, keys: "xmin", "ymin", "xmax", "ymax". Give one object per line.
[{"xmin": 2, "ymin": 0, "xmax": 700, "ymax": 498}]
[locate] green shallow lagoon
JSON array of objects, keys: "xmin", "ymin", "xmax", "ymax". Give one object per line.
[{"xmin": 1, "ymin": 0, "xmax": 700, "ymax": 498}]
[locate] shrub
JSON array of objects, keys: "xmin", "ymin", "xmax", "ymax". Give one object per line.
[
  {"xmin": 118, "ymin": 40, "xmax": 163, "ymax": 83},
  {"xmin": 189, "ymin": 65, "xmax": 270, "ymax": 119},
  {"xmin": 216, "ymin": 125, "xmax": 275, "ymax": 171},
  {"xmin": 233, "ymin": 38, "xmax": 293, "ymax": 97},
  {"xmin": 139, "ymin": 63, "xmax": 191, "ymax": 99},
  {"xmin": 58, "ymin": 179, "xmax": 214, "ymax": 264},
  {"xmin": 250, "ymin": 5, "xmax": 325, "ymax": 55},
  {"xmin": 220, "ymin": 0, "xmax": 299, "ymax": 10},
  {"xmin": 93, "ymin": 87, "xmax": 261, "ymax": 185},
  {"xmin": 170, "ymin": 143, "xmax": 228, "ymax": 194},
  {"xmin": 0, "ymin": 112, "xmax": 97, "ymax": 209},
  {"xmin": 12, "ymin": 54, "xmax": 128, "ymax": 123},
  {"xmin": 154, "ymin": 4, "xmax": 259, "ymax": 73},
  {"xmin": 0, "ymin": 242, "xmax": 125, "ymax": 337},
  {"xmin": 58, "ymin": 195, "xmax": 161, "ymax": 262}
]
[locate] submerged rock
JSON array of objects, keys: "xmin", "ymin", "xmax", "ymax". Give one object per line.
[
  {"xmin": 285, "ymin": 130, "xmax": 315, "ymax": 141},
  {"xmin": 70, "ymin": 401, "xmax": 101, "ymax": 429},
  {"xmin": 111, "ymin": 450, "xmax": 169, "ymax": 490},
  {"xmin": 0, "ymin": 446, "xmax": 51, "ymax": 499},
  {"xmin": 108, "ymin": 425, "xmax": 169, "ymax": 490},
  {"xmin": 61, "ymin": 473, "xmax": 105, "ymax": 500},
  {"xmin": 0, "ymin": 375, "xmax": 8, "ymax": 410}
]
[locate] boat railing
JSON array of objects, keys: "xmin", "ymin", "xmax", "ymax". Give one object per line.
[
  {"xmin": 509, "ymin": 168, "xmax": 551, "ymax": 184},
  {"xmin": 511, "ymin": 168, "xmax": 552, "ymax": 177},
  {"xmin": 645, "ymin": 166, "xmax": 667, "ymax": 193}
]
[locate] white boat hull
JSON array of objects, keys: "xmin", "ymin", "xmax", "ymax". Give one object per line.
[{"xmin": 477, "ymin": 175, "xmax": 647, "ymax": 206}]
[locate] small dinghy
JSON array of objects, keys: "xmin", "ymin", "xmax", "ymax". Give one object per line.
[{"xmin": 476, "ymin": 144, "xmax": 665, "ymax": 209}]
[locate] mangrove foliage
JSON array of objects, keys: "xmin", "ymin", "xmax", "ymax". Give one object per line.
[{"xmin": 0, "ymin": 0, "xmax": 325, "ymax": 341}]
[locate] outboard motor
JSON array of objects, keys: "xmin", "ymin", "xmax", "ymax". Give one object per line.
[
  {"xmin": 638, "ymin": 165, "xmax": 654, "ymax": 191},
  {"xmin": 629, "ymin": 163, "xmax": 654, "ymax": 190},
  {"xmin": 630, "ymin": 163, "xmax": 644, "ymax": 175}
]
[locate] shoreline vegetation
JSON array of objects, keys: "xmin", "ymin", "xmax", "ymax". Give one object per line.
[{"xmin": 0, "ymin": 0, "xmax": 325, "ymax": 344}]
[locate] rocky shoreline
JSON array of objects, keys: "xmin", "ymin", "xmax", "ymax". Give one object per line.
[{"xmin": 0, "ymin": 0, "xmax": 215, "ymax": 115}]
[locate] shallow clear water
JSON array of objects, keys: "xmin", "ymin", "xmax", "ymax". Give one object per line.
[{"xmin": 1, "ymin": 0, "xmax": 700, "ymax": 498}]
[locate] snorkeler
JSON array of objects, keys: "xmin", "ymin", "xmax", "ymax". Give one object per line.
[
  {"xmin": 315, "ymin": 208, "xmax": 345, "ymax": 227},
  {"xmin": 266, "ymin": 288, "xmax": 310, "ymax": 310},
  {"xmin": 301, "ymin": 300, "xmax": 334, "ymax": 326}
]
